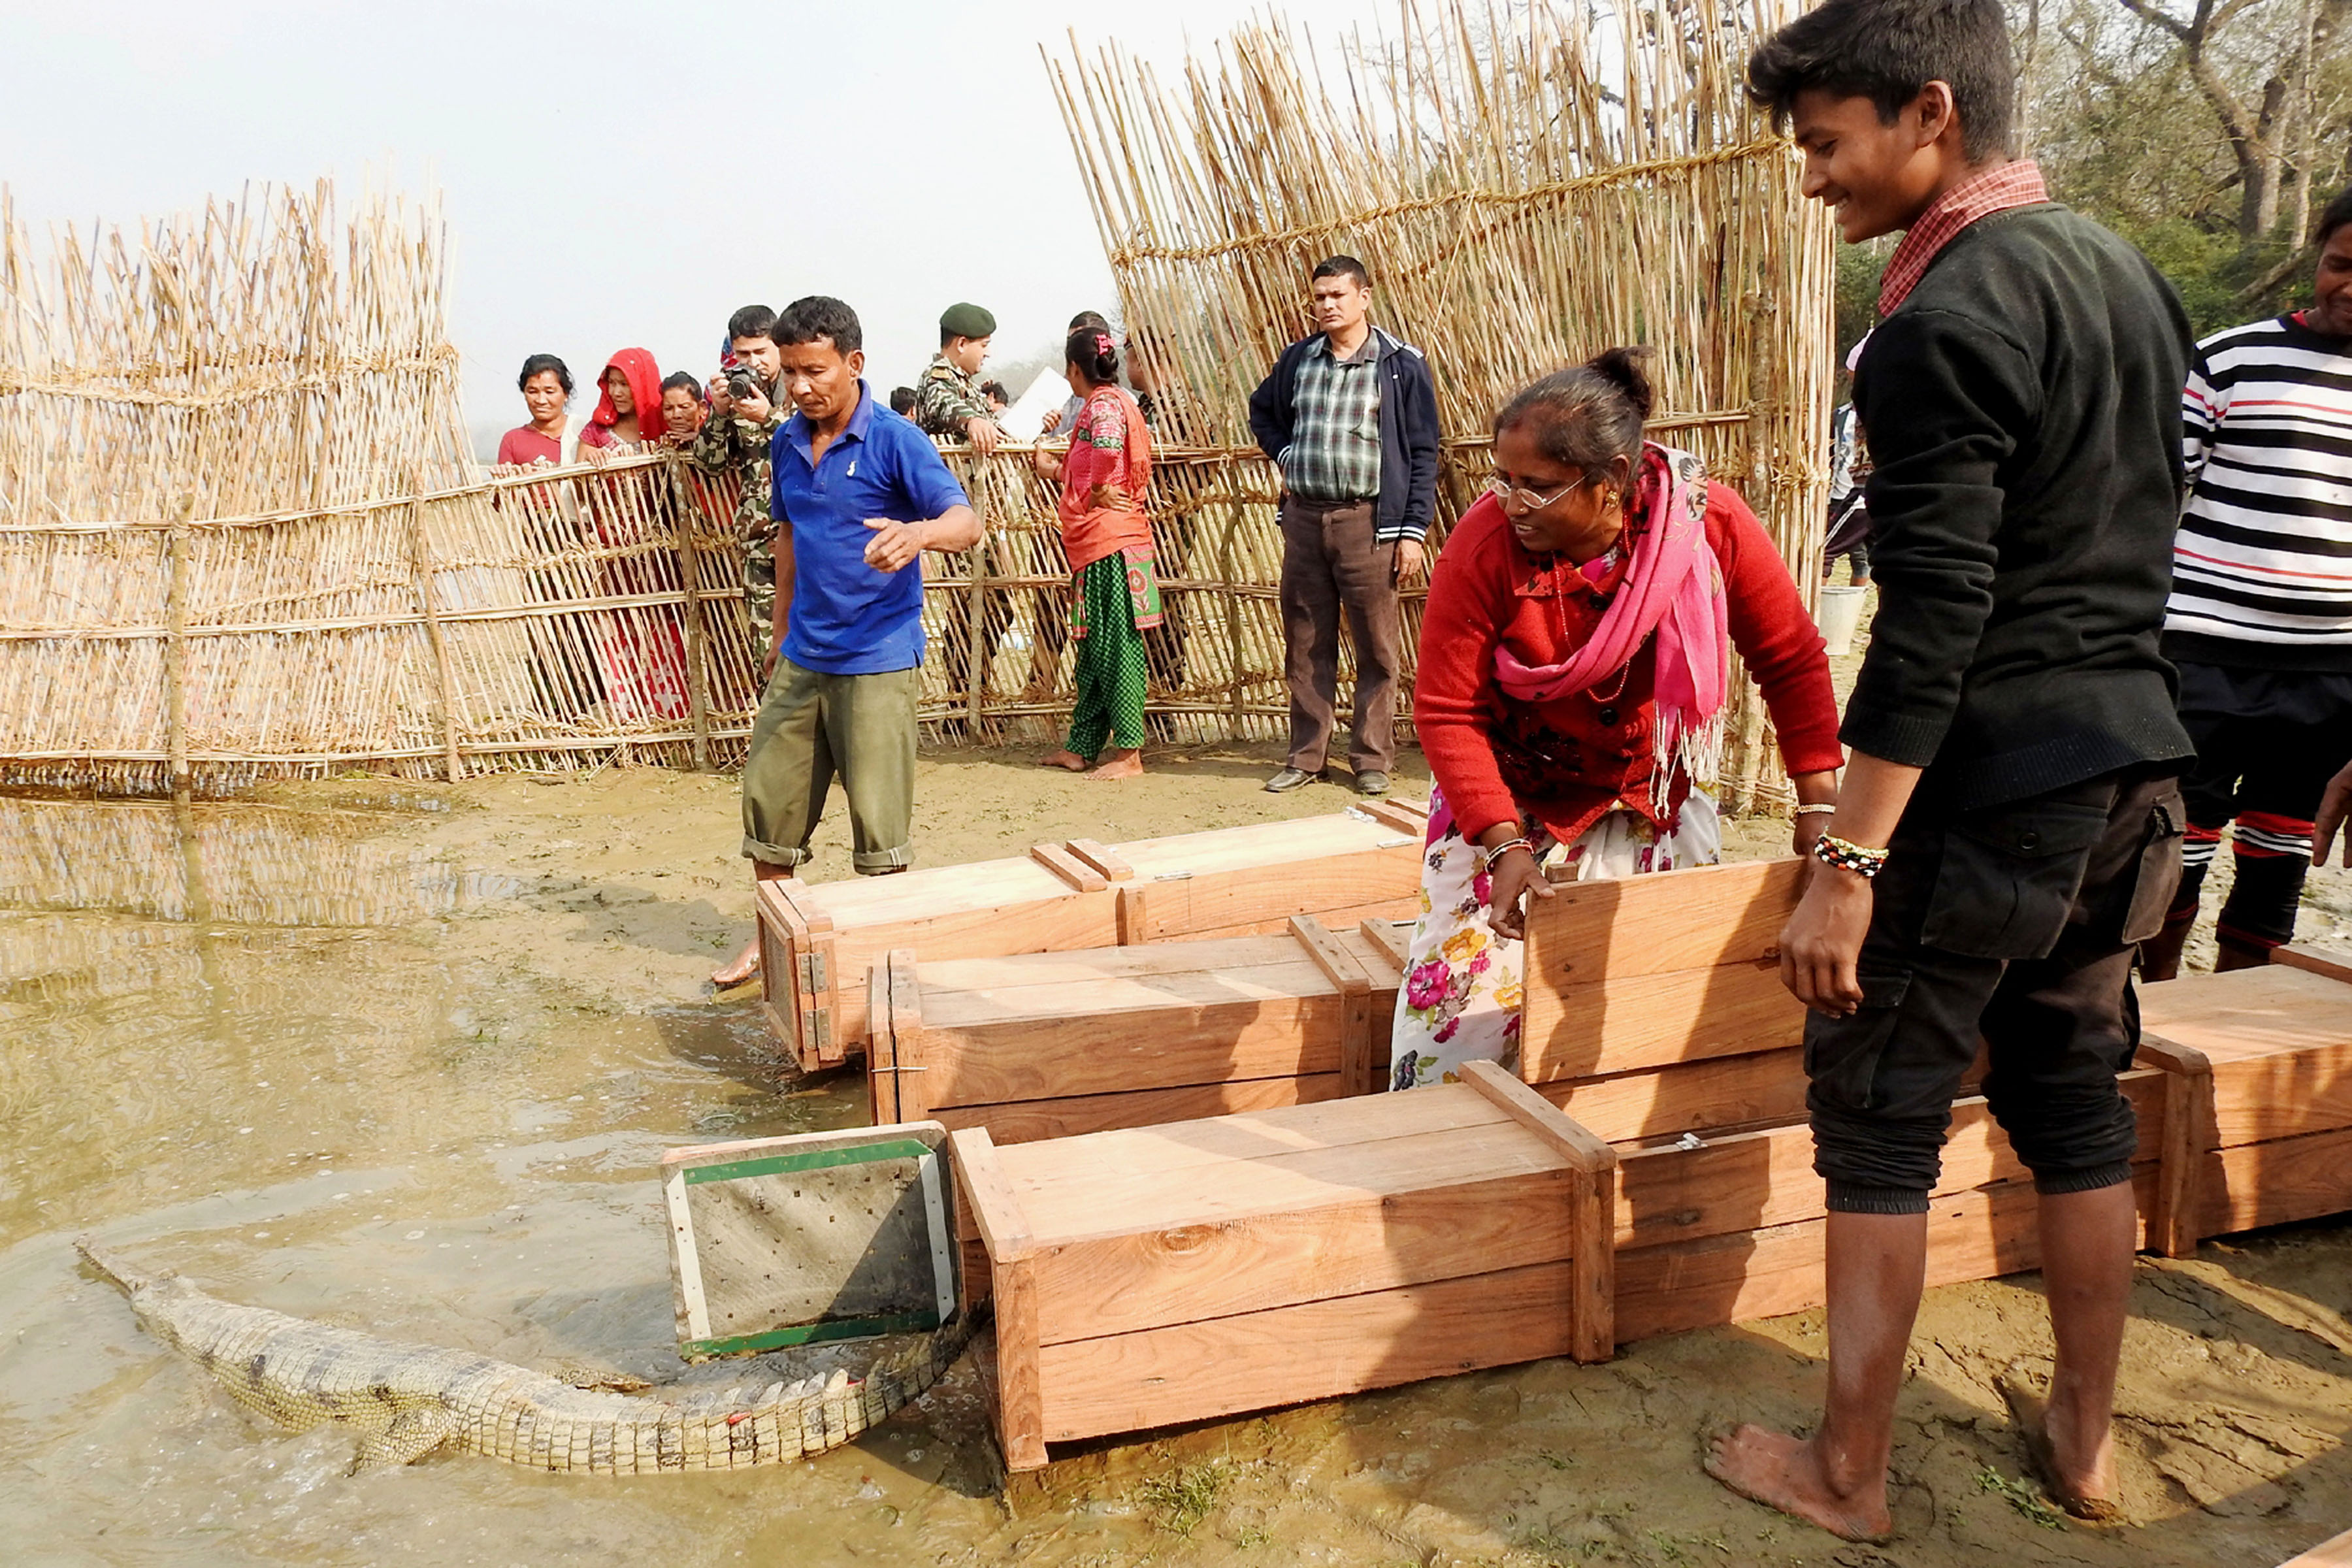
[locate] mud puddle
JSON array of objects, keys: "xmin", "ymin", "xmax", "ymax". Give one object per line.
[{"xmin": 4, "ymin": 756, "xmax": 2351, "ymax": 1567}]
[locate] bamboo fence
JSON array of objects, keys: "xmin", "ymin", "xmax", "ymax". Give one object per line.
[{"xmin": 0, "ymin": 0, "xmax": 1833, "ymax": 796}]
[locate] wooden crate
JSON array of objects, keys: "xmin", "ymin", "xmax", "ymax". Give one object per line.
[
  {"xmin": 951, "ymin": 1059, "xmax": 1616, "ymax": 1470},
  {"xmin": 2278, "ymin": 1524, "xmax": 2352, "ymax": 1567},
  {"xmin": 1520, "ymin": 858, "xmax": 1808, "ymax": 1141},
  {"xmin": 2138, "ymin": 947, "xmax": 2352, "ymax": 1241},
  {"xmin": 758, "ymin": 800, "xmax": 1429, "ymax": 1072},
  {"xmin": 868, "ymin": 915, "xmax": 1407, "ymax": 1144}
]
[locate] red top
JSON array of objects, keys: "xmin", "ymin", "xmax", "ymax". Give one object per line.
[
  {"xmin": 496, "ymin": 426, "xmax": 561, "ymax": 466},
  {"xmin": 1414, "ymin": 487, "xmax": 1844, "ymax": 845}
]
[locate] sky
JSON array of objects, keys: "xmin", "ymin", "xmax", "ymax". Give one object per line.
[{"xmin": 0, "ymin": 0, "xmax": 1390, "ymax": 457}]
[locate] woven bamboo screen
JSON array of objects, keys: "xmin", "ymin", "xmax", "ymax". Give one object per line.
[{"xmin": 0, "ymin": 0, "xmax": 1831, "ymax": 795}]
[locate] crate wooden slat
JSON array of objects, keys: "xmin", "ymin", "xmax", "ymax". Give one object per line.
[
  {"xmin": 1519, "ymin": 858, "xmax": 1806, "ymax": 1140},
  {"xmin": 2139, "ymin": 955, "xmax": 2352, "ymax": 1239},
  {"xmin": 870, "ymin": 916, "xmax": 1403, "ymax": 1143},
  {"xmin": 759, "ymin": 804, "xmax": 1429, "ymax": 1071},
  {"xmin": 953, "ymin": 1060, "xmax": 1616, "ymax": 1470},
  {"xmin": 2278, "ymin": 1524, "xmax": 2352, "ymax": 1567}
]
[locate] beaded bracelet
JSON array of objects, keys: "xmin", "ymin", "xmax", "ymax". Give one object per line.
[
  {"xmin": 1812, "ymin": 833, "xmax": 1889, "ymax": 879},
  {"xmin": 1793, "ymin": 803, "xmax": 1838, "ymax": 818}
]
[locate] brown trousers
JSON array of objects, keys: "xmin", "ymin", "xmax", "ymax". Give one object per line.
[{"xmin": 1278, "ymin": 497, "xmax": 1402, "ymax": 774}]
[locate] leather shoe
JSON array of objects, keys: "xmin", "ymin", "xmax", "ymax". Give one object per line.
[
  {"xmin": 1263, "ymin": 766, "xmax": 1326, "ymax": 793},
  {"xmin": 1353, "ymin": 770, "xmax": 1391, "ymax": 796}
]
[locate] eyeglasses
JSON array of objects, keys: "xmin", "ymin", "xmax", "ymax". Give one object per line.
[{"xmin": 1485, "ymin": 469, "xmax": 1594, "ymax": 512}]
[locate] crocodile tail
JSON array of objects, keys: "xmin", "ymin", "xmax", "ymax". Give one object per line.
[{"xmin": 74, "ymin": 1239, "xmax": 155, "ymax": 1294}]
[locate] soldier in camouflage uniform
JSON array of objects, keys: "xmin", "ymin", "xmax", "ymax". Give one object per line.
[
  {"xmin": 911, "ymin": 301, "xmax": 1005, "ymax": 453},
  {"xmin": 683, "ymin": 304, "xmax": 789, "ymax": 649}
]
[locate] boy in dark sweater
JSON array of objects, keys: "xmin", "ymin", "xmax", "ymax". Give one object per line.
[{"xmin": 1711, "ymin": 0, "xmax": 2193, "ymax": 1541}]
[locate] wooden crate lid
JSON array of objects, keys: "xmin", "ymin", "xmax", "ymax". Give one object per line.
[
  {"xmin": 2140, "ymin": 964, "xmax": 2352, "ymax": 1065},
  {"xmin": 912, "ymin": 926, "xmax": 1397, "ymax": 1030},
  {"xmin": 988, "ymin": 1071, "xmax": 1601, "ymax": 1249},
  {"xmin": 1113, "ymin": 804, "xmax": 1426, "ymax": 880},
  {"xmin": 790, "ymin": 851, "xmax": 1085, "ymax": 927}
]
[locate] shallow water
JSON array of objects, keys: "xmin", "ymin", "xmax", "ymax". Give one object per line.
[{"xmin": 7, "ymin": 783, "xmax": 2352, "ymax": 1568}]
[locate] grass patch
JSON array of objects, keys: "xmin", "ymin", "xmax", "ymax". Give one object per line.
[
  {"xmin": 1137, "ymin": 1460, "xmax": 1230, "ymax": 1537},
  {"xmin": 1975, "ymin": 1465, "xmax": 2068, "ymax": 1530}
]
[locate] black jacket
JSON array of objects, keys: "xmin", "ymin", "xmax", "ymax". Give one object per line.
[
  {"xmin": 1247, "ymin": 327, "xmax": 1441, "ymax": 543},
  {"xmin": 1848, "ymin": 203, "xmax": 2195, "ymax": 809}
]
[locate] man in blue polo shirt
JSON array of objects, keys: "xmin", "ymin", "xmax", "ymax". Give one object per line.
[{"xmin": 716, "ymin": 296, "xmax": 981, "ymax": 986}]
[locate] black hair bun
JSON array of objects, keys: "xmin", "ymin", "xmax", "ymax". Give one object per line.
[{"xmin": 1584, "ymin": 346, "xmax": 1656, "ymax": 421}]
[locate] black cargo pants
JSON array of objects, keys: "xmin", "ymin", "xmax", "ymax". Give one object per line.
[{"xmin": 1807, "ymin": 766, "xmax": 2186, "ymax": 1214}]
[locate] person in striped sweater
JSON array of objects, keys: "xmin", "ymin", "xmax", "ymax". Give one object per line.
[{"xmin": 2146, "ymin": 184, "xmax": 2352, "ymax": 978}]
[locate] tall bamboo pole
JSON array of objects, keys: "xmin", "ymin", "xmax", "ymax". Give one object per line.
[{"xmin": 400, "ymin": 466, "xmax": 466, "ymax": 782}]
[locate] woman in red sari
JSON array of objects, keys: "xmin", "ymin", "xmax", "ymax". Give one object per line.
[
  {"xmin": 1392, "ymin": 350, "xmax": 1845, "ymax": 1088},
  {"xmin": 574, "ymin": 348, "xmax": 691, "ymax": 725},
  {"xmin": 1031, "ymin": 326, "xmax": 1162, "ymax": 780}
]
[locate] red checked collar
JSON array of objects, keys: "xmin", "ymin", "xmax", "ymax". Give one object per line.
[{"xmin": 1876, "ymin": 160, "xmax": 2050, "ymax": 317}]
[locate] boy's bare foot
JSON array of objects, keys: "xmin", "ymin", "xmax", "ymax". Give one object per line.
[
  {"xmin": 1086, "ymin": 748, "xmax": 1143, "ymax": 781},
  {"xmin": 1038, "ymin": 749, "xmax": 1088, "ymax": 772},
  {"xmin": 1705, "ymin": 1425, "xmax": 1893, "ymax": 1543},
  {"xmin": 1999, "ymin": 1364, "xmax": 2125, "ymax": 1524},
  {"xmin": 710, "ymin": 936, "xmax": 760, "ymax": 989}
]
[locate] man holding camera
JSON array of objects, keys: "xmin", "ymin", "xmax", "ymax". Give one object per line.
[{"xmin": 689, "ymin": 304, "xmax": 790, "ymax": 657}]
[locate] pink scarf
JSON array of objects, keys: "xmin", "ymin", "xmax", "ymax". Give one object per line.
[{"xmin": 1492, "ymin": 442, "xmax": 1729, "ymax": 815}]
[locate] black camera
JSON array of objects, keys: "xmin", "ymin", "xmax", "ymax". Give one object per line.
[{"xmin": 725, "ymin": 364, "xmax": 764, "ymax": 402}]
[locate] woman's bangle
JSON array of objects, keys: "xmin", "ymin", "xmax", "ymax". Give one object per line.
[
  {"xmin": 1794, "ymin": 803, "xmax": 1838, "ymax": 818},
  {"xmin": 1812, "ymin": 834, "xmax": 1889, "ymax": 879},
  {"xmin": 1483, "ymin": 835, "xmax": 1535, "ymax": 863}
]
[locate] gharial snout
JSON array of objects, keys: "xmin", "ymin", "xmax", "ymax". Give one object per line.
[{"xmin": 75, "ymin": 1238, "xmax": 158, "ymax": 1294}]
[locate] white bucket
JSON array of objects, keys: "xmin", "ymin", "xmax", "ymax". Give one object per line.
[{"xmin": 1817, "ymin": 585, "xmax": 1870, "ymax": 657}]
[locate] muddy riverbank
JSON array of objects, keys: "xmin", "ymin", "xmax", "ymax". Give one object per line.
[{"xmin": 5, "ymin": 742, "xmax": 2352, "ymax": 1567}]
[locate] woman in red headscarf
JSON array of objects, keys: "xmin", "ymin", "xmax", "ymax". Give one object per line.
[
  {"xmin": 575, "ymin": 348, "xmax": 691, "ymax": 724},
  {"xmin": 580, "ymin": 347, "xmax": 664, "ymax": 454}
]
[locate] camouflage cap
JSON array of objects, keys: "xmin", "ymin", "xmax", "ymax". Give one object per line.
[{"xmin": 939, "ymin": 302, "xmax": 997, "ymax": 340}]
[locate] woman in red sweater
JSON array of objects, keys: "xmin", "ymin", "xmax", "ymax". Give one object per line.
[{"xmin": 1393, "ymin": 350, "xmax": 1844, "ymax": 1088}]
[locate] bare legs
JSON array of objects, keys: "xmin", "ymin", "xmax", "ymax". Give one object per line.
[
  {"xmin": 1707, "ymin": 1211, "xmax": 1923, "ymax": 1542},
  {"xmin": 1708, "ymin": 1180, "xmax": 2135, "ymax": 1539},
  {"xmin": 2029, "ymin": 1181, "xmax": 2135, "ymax": 1514},
  {"xmin": 710, "ymin": 860, "xmax": 791, "ymax": 988}
]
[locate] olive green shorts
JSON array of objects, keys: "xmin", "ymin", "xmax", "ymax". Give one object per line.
[{"xmin": 740, "ymin": 659, "xmax": 917, "ymax": 874}]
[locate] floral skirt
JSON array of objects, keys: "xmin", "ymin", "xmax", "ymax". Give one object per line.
[{"xmin": 1387, "ymin": 783, "xmax": 1722, "ymax": 1090}]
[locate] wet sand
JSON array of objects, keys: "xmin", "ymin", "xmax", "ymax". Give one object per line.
[{"xmin": 5, "ymin": 738, "xmax": 2352, "ymax": 1567}]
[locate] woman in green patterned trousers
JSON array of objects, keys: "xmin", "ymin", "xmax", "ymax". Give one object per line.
[{"xmin": 1031, "ymin": 325, "xmax": 1162, "ymax": 780}]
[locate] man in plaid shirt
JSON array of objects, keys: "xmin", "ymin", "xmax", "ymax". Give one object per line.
[{"xmin": 1249, "ymin": 254, "xmax": 1441, "ymax": 797}]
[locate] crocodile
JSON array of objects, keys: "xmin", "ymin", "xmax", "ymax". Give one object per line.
[{"xmin": 78, "ymin": 1240, "xmax": 970, "ymax": 1475}]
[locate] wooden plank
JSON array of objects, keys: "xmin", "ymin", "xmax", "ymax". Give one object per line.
[
  {"xmin": 1355, "ymin": 797, "xmax": 1429, "ymax": 836},
  {"xmin": 1615, "ymin": 1168, "xmax": 2159, "ymax": 1344},
  {"xmin": 912, "ymin": 932, "xmax": 1322, "ymax": 993},
  {"xmin": 1028, "ymin": 841, "xmax": 1107, "ymax": 893},
  {"xmin": 1610, "ymin": 1074, "xmax": 2166, "ymax": 1252},
  {"xmin": 990, "ymin": 1086, "xmax": 1511, "ymax": 1201},
  {"xmin": 2206, "ymin": 1041, "xmax": 2352, "ymax": 1147},
  {"xmin": 994, "ymin": 1252, "xmax": 1048, "ymax": 1471},
  {"xmin": 2140, "ymin": 1034, "xmax": 2213, "ymax": 1259},
  {"xmin": 1033, "ymin": 1258, "xmax": 1580, "ymax": 1445},
  {"xmin": 1356, "ymin": 917, "xmax": 1411, "ymax": 973},
  {"xmin": 2276, "ymin": 944, "xmax": 2352, "ymax": 986},
  {"xmin": 1009, "ymin": 1121, "xmax": 1573, "ymax": 1247},
  {"xmin": 1290, "ymin": 915, "xmax": 1375, "ymax": 1096},
  {"xmin": 1064, "ymin": 838, "xmax": 1135, "ymax": 883},
  {"xmin": 2197, "ymin": 1124, "xmax": 2352, "ymax": 1237},
  {"xmin": 904, "ymin": 994, "xmax": 1341, "ymax": 1109},
  {"xmin": 947, "ymin": 1126, "xmax": 1034, "ymax": 1262},
  {"xmin": 1164, "ymin": 899, "xmax": 1426, "ymax": 945},
  {"xmin": 2276, "ymin": 1525, "xmax": 2352, "ymax": 1567},
  {"xmin": 1459, "ymin": 1060, "xmax": 1619, "ymax": 1362},
  {"xmin": 1524, "ymin": 858, "xmax": 1804, "ymax": 987},
  {"xmin": 1116, "ymin": 883, "xmax": 1149, "ymax": 946},
  {"xmin": 884, "ymin": 949, "xmax": 923, "ymax": 1121},
  {"xmin": 928, "ymin": 1073, "xmax": 1350, "ymax": 1147},
  {"xmin": 1520, "ymin": 960, "xmax": 1805, "ymax": 1083},
  {"xmin": 866, "ymin": 962, "xmax": 897, "ymax": 1125},
  {"xmin": 2137, "ymin": 966, "xmax": 2352, "ymax": 1066},
  {"xmin": 1026, "ymin": 1166, "xmax": 1577, "ymax": 1344},
  {"xmin": 1533, "ymin": 1047, "xmax": 1808, "ymax": 1145},
  {"xmin": 1112, "ymin": 815, "xmax": 1426, "ymax": 942}
]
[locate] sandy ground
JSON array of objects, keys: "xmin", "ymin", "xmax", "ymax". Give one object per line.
[
  {"xmin": 223, "ymin": 735, "xmax": 2352, "ymax": 1567},
  {"xmin": 9, "ymin": 706, "xmax": 2351, "ymax": 1565}
]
